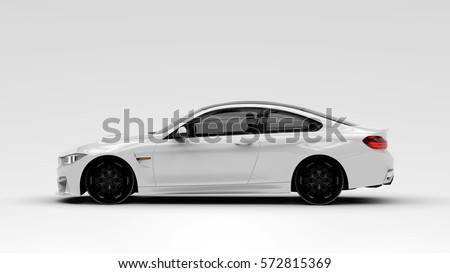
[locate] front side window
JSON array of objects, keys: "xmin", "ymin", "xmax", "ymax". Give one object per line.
[
  {"xmin": 189, "ymin": 108, "xmax": 261, "ymax": 137},
  {"xmin": 265, "ymin": 109, "xmax": 322, "ymax": 133}
]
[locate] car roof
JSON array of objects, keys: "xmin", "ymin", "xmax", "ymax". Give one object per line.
[{"xmin": 200, "ymin": 101, "xmax": 307, "ymax": 111}]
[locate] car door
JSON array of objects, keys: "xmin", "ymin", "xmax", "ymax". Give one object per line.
[
  {"xmin": 249, "ymin": 108, "xmax": 323, "ymax": 184},
  {"xmin": 153, "ymin": 107, "xmax": 262, "ymax": 187}
]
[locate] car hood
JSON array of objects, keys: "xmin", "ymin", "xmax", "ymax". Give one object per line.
[{"xmin": 59, "ymin": 134, "xmax": 159, "ymax": 157}]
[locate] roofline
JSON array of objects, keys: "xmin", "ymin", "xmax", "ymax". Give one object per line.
[
  {"xmin": 199, "ymin": 101, "xmax": 356, "ymax": 126},
  {"xmin": 154, "ymin": 101, "xmax": 356, "ymax": 135},
  {"xmin": 200, "ymin": 101, "xmax": 309, "ymax": 111}
]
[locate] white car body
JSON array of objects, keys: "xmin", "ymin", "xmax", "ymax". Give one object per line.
[{"xmin": 57, "ymin": 101, "xmax": 394, "ymax": 203}]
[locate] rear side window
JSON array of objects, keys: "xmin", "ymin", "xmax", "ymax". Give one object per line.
[{"xmin": 265, "ymin": 109, "xmax": 322, "ymax": 133}]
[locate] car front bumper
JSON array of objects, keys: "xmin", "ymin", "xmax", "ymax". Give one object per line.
[{"xmin": 56, "ymin": 156, "xmax": 92, "ymax": 196}]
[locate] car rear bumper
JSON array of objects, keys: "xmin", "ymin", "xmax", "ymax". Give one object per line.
[
  {"xmin": 383, "ymin": 169, "xmax": 394, "ymax": 185},
  {"xmin": 339, "ymin": 149, "xmax": 394, "ymax": 189}
]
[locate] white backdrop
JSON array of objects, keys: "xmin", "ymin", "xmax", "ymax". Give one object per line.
[{"xmin": 0, "ymin": 0, "xmax": 449, "ymax": 254}]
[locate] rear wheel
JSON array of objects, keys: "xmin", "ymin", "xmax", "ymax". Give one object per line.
[
  {"xmin": 85, "ymin": 157, "xmax": 135, "ymax": 204},
  {"xmin": 295, "ymin": 157, "xmax": 344, "ymax": 205}
]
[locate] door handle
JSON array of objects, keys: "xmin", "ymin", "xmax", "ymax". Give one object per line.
[
  {"xmin": 234, "ymin": 135, "xmax": 257, "ymax": 146},
  {"xmin": 235, "ymin": 142, "xmax": 253, "ymax": 146}
]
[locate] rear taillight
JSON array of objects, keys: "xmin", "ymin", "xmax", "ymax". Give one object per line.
[{"xmin": 363, "ymin": 136, "xmax": 388, "ymax": 150}]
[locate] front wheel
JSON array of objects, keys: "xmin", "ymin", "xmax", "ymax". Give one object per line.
[
  {"xmin": 294, "ymin": 157, "xmax": 344, "ymax": 205},
  {"xmin": 85, "ymin": 157, "xmax": 135, "ymax": 204}
]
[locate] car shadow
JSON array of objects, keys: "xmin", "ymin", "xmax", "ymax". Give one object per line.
[{"xmin": 56, "ymin": 195, "xmax": 408, "ymax": 206}]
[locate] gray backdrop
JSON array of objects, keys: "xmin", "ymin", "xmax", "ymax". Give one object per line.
[{"xmin": 1, "ymin": 0, "xmax": 449, "ymax": 253}]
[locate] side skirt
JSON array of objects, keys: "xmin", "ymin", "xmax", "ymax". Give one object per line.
[{"xmin": 137, "ymin": 182, "xmax": 291, "ymax": 195}]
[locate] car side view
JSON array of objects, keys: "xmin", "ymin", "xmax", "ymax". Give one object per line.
[{"xmin": 57, "ymin": 101, "xmax": 394, "ymax": 205}]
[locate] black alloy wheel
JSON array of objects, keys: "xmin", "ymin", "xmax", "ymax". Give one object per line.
[
  {"xmin": 85, "ymin": 157, "xmax": 135, "ymax": 204},
  {"xmin": 295, "ymin": 158, "xmax": 344, "ymax": 205}
]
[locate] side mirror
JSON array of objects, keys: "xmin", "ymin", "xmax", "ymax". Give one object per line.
[{"xmin": 174, "ymin": 126, "xmax": 188, "ymax": 139}]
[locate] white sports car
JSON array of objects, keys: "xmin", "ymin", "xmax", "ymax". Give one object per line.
[{"xmin": 57, "ymin": 101, "xmax": 394, "ymax": 205}]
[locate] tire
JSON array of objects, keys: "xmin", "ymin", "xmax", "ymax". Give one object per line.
[
  {"xmin": 85, "ymin": 157, "xmax": 135, "ymax": 204},
  {"xmin": 294, "ymin": 157, "xmax": 344, "ymax": 205}
]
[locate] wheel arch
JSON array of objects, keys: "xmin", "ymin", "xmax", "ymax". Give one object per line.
[
  {"xmin": 291, "ymin": 154, "xmax": 349, "ymax": 192},
  {"xmin": 80, "ymin": 155, "xmax": 138, "ymax": 195}
]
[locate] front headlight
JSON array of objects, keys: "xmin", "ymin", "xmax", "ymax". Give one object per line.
[{"xmin": 60, "ymin": 153, "xmax": 87, "ymax": 166}]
